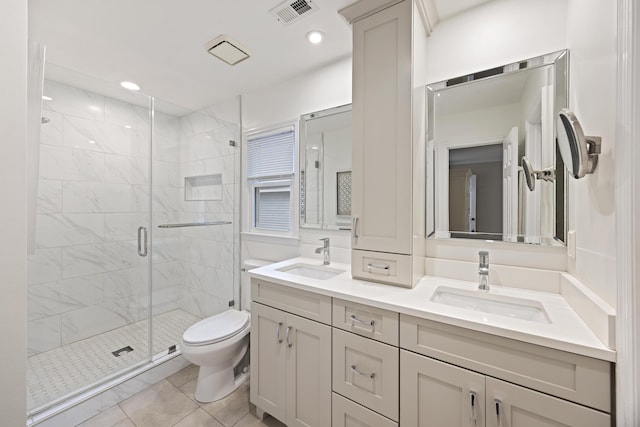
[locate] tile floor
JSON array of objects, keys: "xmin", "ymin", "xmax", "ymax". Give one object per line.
[
  {"xmin": 77, "ymin": 364, "xmax": 285, "ymax": 427},
  {"xmin": 28, "ymin": 309, "xmax": 200, "ymax": 411}
]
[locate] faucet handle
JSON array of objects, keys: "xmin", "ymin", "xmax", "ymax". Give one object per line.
[{"xmin": 479, "ymin": 251, "xmax": 489, "ymax": 265}]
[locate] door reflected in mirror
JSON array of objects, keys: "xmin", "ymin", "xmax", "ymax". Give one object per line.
[
  {"xmin": 448, "ymin": 144, "xmax": 503, "ymax": 237},
  {"xmin": 427, "ymin": 50, "xmax": 568, "ymax": 245},
  {"xmin": 300, "ymin": 104, "xmax": 352, "ymax": 230}
]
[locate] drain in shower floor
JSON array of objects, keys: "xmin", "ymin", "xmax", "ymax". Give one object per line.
[{"xmin": 112, "ymin": 346, "xmax": 134, "ymax": 357}]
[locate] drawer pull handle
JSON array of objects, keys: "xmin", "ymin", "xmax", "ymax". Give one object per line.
[
  {"xmin": 276, "ymin": 322, "xmax": 283, "ymax": 344},
  {"xmin": 285, "ymin": 326, "xmax": 293, "ymax": 348},
  {"xmin": 470, "ymin": 391, "xmax": 478, "ymax": 425},
  {"xmin": 350, "ymin": 365, "xmax": 375, "ymax": 379},
  {"xmin": 352, "ymin": 217, "xmax": 359, "ymax": 239},
  {"xmin": 349, "ymin": 314, "xmax": 375, "ymax": 329},
  {"xmin": 367, "ymin": 263, "xmax": 390, "ymax": 275}
]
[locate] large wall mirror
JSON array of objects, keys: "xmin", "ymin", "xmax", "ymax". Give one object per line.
[
  {"xmin": 300, "ymin": 104, "xmax": 352, "ymax": 230},
  {"xmin": 426, "ymin": 50, "xmax": 568, "ymax": 245}
]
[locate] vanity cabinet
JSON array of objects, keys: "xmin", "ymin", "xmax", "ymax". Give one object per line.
[
  {"xmin": 400, "ymin": 350, "xmax": 610, "ymax": 427},
  {"xmin": 341, "ymin": 0, "xmax": 425, "ymax": 288},
  {"xmin": 399, "ymin": 314, "xmax": 612, "ymax": 426},
  {"xmin": 250, "ymin": 281, "xmax": 331, "ymax": 427},
  {"xmin": 250, "ymin": 277, "xmax": 613, "ymax": 427}
]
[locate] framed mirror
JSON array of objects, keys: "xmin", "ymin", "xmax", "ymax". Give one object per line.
[
  {"xmin": 299, "ymin": 104, "xmax": 352, "ymax": 230},
  {"xmin": 426, "ymin": 50, "xmax": 568, "ymax": 245}
]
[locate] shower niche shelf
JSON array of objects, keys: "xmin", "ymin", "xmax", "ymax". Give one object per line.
[{"xmin": 185, "ymin": 173, "xmax": 223, "ymax": 201}]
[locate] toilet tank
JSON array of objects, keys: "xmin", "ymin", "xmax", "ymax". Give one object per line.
[{"xmin": 241, "ymin": 259, "xmax": 270, "ymax": 311}]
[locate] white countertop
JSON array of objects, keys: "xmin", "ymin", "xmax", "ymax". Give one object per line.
[{"xmin": 249, "ymin": 257, "xmax": 616, "ymax": 362}]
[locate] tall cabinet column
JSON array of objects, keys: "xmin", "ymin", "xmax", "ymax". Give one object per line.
[{"xmin": 340, "ymin": 0, "xmax": 426, "ymax": 288}]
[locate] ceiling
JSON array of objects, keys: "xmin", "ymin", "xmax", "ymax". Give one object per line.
[{"xmin": 29, "ymin": 0, "xmax": 493, "ymax": 114}]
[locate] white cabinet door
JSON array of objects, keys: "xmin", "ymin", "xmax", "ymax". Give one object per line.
[
  {"xmin": 351, "ymin": 0, "xmax": 412, "ymax": 255},
  {"xmin": 250, "ymin": 302, "xmax": 287, "ymax": 423},
  {"xmin": 486, "ymin": 378, "xmax": 610, "ymax": 427},
  {"xmin": 251, "ymin": 301, "xmax": 331, "ymax": 427},
  {"xmin": 400, "ymin": 350, "xmax": 485, "ymax": 427},
  {"xmin": 286, "ymin": 313, "xmax": 331, "ymax": 427}
]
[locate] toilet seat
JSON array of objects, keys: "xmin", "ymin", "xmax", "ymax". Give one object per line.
[{"xmin": 183, "ymin": 309, "xmax": 250, "ymax": 346}]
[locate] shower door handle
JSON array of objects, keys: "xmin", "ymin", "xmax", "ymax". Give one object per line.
[{"xmin": 137, "ymin": 226, "xmax": 148, "ymax": 257}]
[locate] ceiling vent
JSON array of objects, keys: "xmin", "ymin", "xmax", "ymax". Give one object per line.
[
  {"xmin": 205, "ymin": 34, "xmax": 251, "ymax": 66},
  {"xmin": 270, "ymin": 0, "xmax": 319, "ymax": 26}
]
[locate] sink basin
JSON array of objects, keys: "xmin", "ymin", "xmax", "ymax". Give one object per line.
[
  {"xmin": 277, "ymin": 263, "xmax": 344, "ymax": 280},
  {"xmin": 431, "ymin": 286, "xmax": 551, "ymax": 323}
]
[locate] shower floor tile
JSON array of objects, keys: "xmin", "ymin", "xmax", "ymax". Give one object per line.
[{"xmin": 27, "ymin": 309, "xmax": 200, "ymax": 412}]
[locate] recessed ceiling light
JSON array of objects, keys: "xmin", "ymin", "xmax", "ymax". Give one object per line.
[
  {"xmin": 42, "ymin": 95, "xmax": 53, "ymax": 101},
  {"xmin": 120, "ymin": 81, "xmax": 141, "ymax": 91},
  {"xmin": 88, "ymin": 140, "xmax": 96, "ymax": 144},
  {"xmin": 306, "ymin": 31, "xmax": 324, "ymax": 44},
  {"xmin": 124, "ymin": 125, "xmax": 132, "ymax": 129},
  {"xmin": 88, "ymin": 105, "xmax": 101, "ymax": 112}
]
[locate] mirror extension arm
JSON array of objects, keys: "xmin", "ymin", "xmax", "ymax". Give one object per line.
[{"xmin": 521, "ymin": 157, "xmax": 556, "ymax": 192}]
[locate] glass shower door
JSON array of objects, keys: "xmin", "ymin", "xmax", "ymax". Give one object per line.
[{"xmin": 27, "ymin": 70, "xmax": 153, "ymax": 414}]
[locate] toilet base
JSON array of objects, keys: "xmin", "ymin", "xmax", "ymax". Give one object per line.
[{"xmin": 193, "ymin": 344, "xmax": 250, "ymax": 403}]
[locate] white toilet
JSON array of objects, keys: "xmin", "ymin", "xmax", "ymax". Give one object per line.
[{"xmin": 180, "ymin": 259, "xmax": 268, "ymax": 403}]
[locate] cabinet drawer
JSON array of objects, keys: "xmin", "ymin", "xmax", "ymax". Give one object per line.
[
  {"xmin": 332, "ymin": 393, "xmax": 397, "ymax": 427},
  {"xmin": 332, "ymin": 329, "xmax": 399, "ymax": 421},
  {"xmin": 251, "ymin": 279, "xmax": 331, "ymax": 325},
  {"xmin": 400, "ymin": 314, "xmax": 612, "ymax": 413},
  {"xmin": 333, "ymin": 298, "xmax": 399, "ymax": 346},
  {"xmin": 351, "ymin": 249, "xmax": 413, "ymax": 288}
]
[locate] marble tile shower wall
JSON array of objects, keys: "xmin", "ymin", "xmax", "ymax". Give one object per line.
[
  {"xmin": 27, "ymin": 80, "xmax": 184, "ymax": 356},
  {"xmin": 175, "ymin": 103, "xmax": 241, "ymax": 319},
  {"xmin": 27, "ymin": 81, "xmax": 241, "ymax": 356}
]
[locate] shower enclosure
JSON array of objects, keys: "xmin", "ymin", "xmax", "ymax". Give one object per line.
[{"xmin": 27, "ymin": 68, "xmax": 241, "ymax": 417}]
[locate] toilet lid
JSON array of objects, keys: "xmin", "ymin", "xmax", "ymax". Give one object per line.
[{"xmin": 183, "ymin": 309, "xmax": 250, "ymax": 346}]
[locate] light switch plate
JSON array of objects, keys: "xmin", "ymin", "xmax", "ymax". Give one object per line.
[{"xmin": 567, "ymin": 230, "xmax": 576, "ymax": 259}]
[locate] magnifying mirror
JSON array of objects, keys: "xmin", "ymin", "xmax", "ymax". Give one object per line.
[
  {"xmin": 521, "ymin": 156, "xmax": 555, "ymax": 191},
  {"xmin": 556, "ymin": 109, "xmax": 602, "ymax": 179}
]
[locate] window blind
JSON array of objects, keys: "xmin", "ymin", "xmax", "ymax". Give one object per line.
[
  {"xmin": 255, "ymin": 186, "xmax": 291, "ymax": 231},
  {"xmin": 247, "ymin": 127, "xmax": 295, "ymax": 179}
]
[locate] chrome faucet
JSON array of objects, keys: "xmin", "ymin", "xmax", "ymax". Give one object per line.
[
  {"xmin": 478, "ymin": 251, "xmax": 490, "ymax": 291},
  {"xmin": 315, "ymin": 238, "xmax": 330, "ymax": 265}
]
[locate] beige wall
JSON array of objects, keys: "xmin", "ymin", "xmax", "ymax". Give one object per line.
[{"xmin": 0, "ymin": 0, "xmax": 28, "ymax": 423}]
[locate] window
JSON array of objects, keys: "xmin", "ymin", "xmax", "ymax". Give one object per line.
[{"xmin": 247, "ymin": 126, "xmax": 296, "ymax": 234}]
